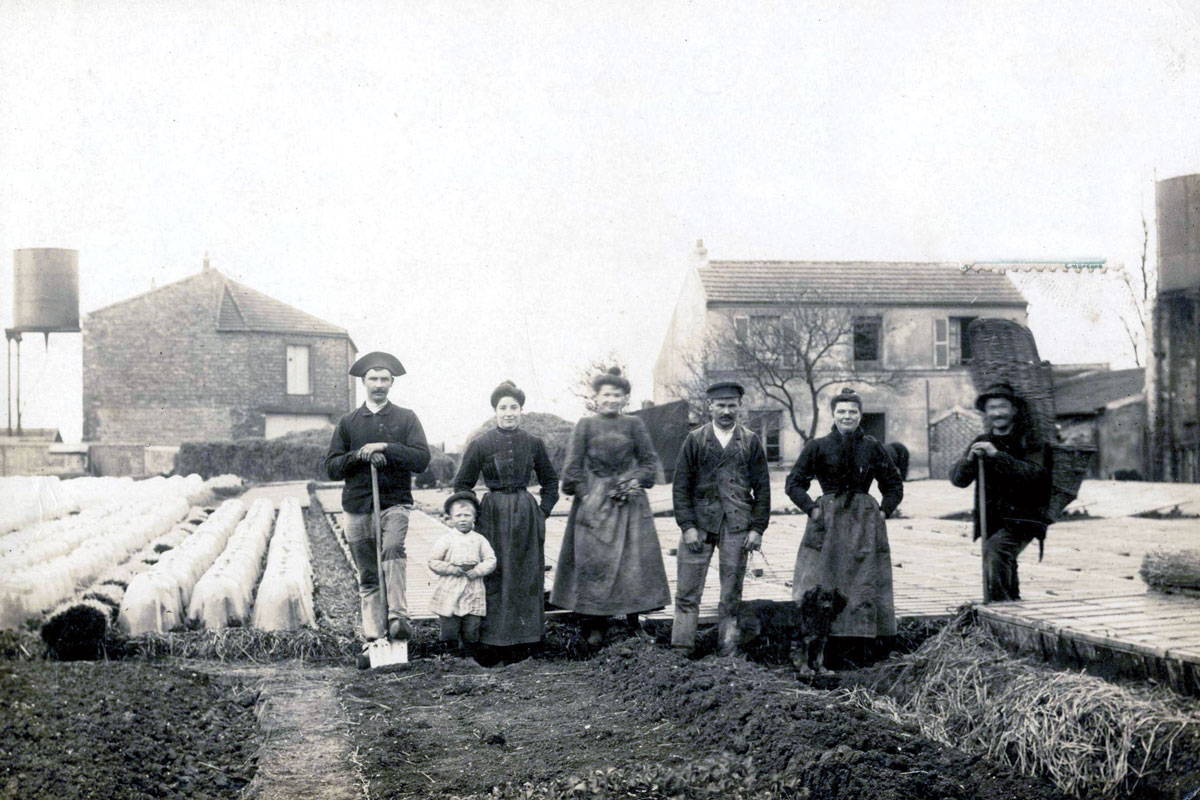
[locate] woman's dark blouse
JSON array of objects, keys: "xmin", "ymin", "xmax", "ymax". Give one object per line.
[
  {"xmin": 785, "ymin": 427, "xmax": 904, "ymax": 517},
  {"xmin": 454, "ymin": 427, "xmax": 560, "ymax": 517},
  {"xmin": 560, "ymin": 414, "xmax": 658, "ymax": 496}
]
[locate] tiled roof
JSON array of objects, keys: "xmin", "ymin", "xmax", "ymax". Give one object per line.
[
  {"xmin": 1055, "ymin": 368, "xmax": 1145, "ymax": 416},
  {"xmin": 699, "ymin": 261, "xmax": 1027, "ymax": 306},
  {"xmin": 87, "ymin": 269, "xmax": 350, "ymax": 340},
  {"xmin": 217, "ymin": 277, "xmax": 348, "ymax": 337}
]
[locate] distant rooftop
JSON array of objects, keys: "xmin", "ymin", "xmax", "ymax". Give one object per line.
[
  {"xmin": 90, "ymin": 267, "xmax": 352, "ymax": 341},
  {"xmin": 216, "ymin": 276, "xmax": 347, "ymax": 337},
  {"xmin": 1055, "ymin": 368, "xmax": 1145, "ymax": 416},
  {"xmin": 699, "ymin": 261, "xmax": 1027, "ymax": 307}
]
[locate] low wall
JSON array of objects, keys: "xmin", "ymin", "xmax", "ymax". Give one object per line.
[{"xmin": 87, "ymin": 444, "xmax": 181, "ymax": 477}]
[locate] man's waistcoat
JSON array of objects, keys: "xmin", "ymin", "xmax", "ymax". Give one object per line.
[{"xmin": 691, "ymin": 424, "xmax": 756, "ymax": 534}]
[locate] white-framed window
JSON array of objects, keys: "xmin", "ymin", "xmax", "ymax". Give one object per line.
[
  {"xmin": 934, "ymin": 316, "xmax": 976, "ymax": 368},
  {"xmin": 286, "ymin": 345, "xmax": 311, "ymax": 395}
]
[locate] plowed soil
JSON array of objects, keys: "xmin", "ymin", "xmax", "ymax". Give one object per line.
[
  {"xmin": 0, "ymin": 661, "xmax": 258, "ymax": 800},
  {"xmin": 341, "ymin": 637, "xmax": 1069, "ymax": 799}
]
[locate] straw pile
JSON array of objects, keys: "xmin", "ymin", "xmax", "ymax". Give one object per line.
[
  {"xmin": 127, "ymin": 626, "xmax": 357, "ymax": 662},
  {"xmin": 844, "ymin": 610, "xmax": 1200, "ymax": 798},
  {"xmin": 1140, "ymin": 548, "xmax": 1200, "ymax": 593}
]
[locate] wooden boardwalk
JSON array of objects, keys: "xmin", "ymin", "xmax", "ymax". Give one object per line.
[
  {"xmin": 316, "ymin": 484, "xmax": 974, "ymax": 624},
  {"xmin": 314, "ymin": 481, "xmax": 1200, "ymax": 692},
  {"xmin": 977, "ymin": 593, "xmax": 1200, "ymax": 693}
]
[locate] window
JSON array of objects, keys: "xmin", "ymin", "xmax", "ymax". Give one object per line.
[
  {"xmin": 853, "ymin": 316, "xmax": 882, "ymax": 363},
  {"xmin": 951, "ymin": 316, "xmax": 977, "ymax": 364},
  {"xmin": 734, "ymin": 316, "xmax": 750, "ymax": 367},
  {"xmin": 935, "ymin": 316, "xmax": 976, "ymax": 368},
  {"xmin": 286, "ymin": 345, "xmax": 311, "ymax": 395},
  {"xmin": 933, "ymin": 318, "xmax": 949, "ymax": 368},
  {"xmin": 780, "ymin": 316, "xmax": 796, "ymax": 367},
  {"xmin": 733, "ymin": 314, "xmax": 795, "ymax": 369},
  {"xmin": 747, "ymin": 410, "xmax": 783, "ymax": 463}
]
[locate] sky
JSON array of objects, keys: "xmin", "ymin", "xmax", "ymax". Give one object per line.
[{"xmin": 1, "ymin": 0, "xmax": 1197, "ymax": 449}]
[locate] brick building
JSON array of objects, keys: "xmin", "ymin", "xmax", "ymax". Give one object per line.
[{"xmin": 83, "ymin": 263, "xmax": 356, "ymax": 445}]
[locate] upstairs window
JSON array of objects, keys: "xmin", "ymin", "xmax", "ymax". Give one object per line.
[
  {"xmin": 286, "ymin": 345, "xmax": 311, "ymax": 395},
  {"xmin": 951, "ymin": 316, "xmax": 977, "ymax": 364},
  {"xmin": 780, "ymin": 316, "xmax": 796, "ymax": 367},
  {"xmin": 733, "ymin": 315, "xmax": 750, "ymax": 367},
  {"xmin": 935, "ymin": 316, "xmax": 977, "ymax": 368},
  {"xmin": 853, "ymin": 316, "xmax": 882, "ymax": 364}
]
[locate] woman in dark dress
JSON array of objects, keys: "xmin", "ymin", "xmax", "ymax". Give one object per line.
[
  {"xmin": 453, "ymin": 381, "xmax": 559, "ymax": 652},
  {"xmin": 786, "ymin": 387, "xmax": 903, "ymax": 647},
  {"xmin": 549, "ymin": 367, "xmax": 670, "ymax": 646}
]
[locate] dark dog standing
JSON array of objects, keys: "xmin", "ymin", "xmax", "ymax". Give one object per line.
[{"xmin": 735, "ymin": 587, "xmax": 848, "ymax": 675}]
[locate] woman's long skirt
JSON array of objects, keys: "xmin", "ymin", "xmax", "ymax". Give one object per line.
[
  {"xmin": 792, "ymin": 492, "xmax": 896, "ymax": 637},
  {"xmin": 477, "ymin": 490, "xmax": 545, "ymax": 646},
  {"xmin": 549, "ymin": 474, "xmax": 670, "ymax": 616}
]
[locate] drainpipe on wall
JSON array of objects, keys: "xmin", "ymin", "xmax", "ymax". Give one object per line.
[{"xmin": 925, "ymin": 379, "xmax": 932, "ymax": 479}]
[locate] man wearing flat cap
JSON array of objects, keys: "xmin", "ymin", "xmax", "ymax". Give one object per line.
[
  {"xmin": 325, "ymin": 351, "xmax": 431, "ymax": 646},
  {"xmin": 950, "ymin": 381, "xmax": 1051, "ymax": 602},
  {"xmin": 671, "ymin": 381, "xmax": 771, "ymax": 656}
]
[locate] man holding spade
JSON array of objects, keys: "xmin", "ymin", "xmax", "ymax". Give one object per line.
[
  {"xmin": 950, "ymin": 381, "xmax": 1050, "ymax": 603},
  {"xmin": 325, "ymin": 351, "xmax": 431, "ymax": 662}
]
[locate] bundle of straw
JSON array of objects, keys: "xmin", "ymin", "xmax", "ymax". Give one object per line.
[
  {"xmin": 1140, "ymin": 548, "xmax": 1200, "ymax": 592},
  {"xmin": 129, "ymin": 626, "xmax": 357, "ymax": 662},
  {"xmin": 845, "ymin": 611, "xmax": 1200, "ymax": 798}
]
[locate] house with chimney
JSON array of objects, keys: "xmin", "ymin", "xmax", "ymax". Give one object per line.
[
  {"xmin": 83, "ymin": 260, "xmax": 356, "ymax": 449},
  {"xmin": 653, "ymin": 242, "xmax": 1031, "ymax": 478}
]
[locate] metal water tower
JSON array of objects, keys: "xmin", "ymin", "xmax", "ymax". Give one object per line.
[{"xmin": 6, "ymin": 248, "xmax": 81, "ymax": 435}]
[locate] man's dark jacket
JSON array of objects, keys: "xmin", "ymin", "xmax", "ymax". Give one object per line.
[
  {"xmin": 673, "ymin": 422, "xmax": 771, "ymax": 536},
  {"xmin": 325, "ymin": 402, "xmax": 431, "ymax": 514},
  {"xmin": 949, "ymin": 429, "xmax": 1050, "ymax": 544}
]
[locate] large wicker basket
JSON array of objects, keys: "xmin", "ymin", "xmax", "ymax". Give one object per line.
[
  {"xmin": 966, "ymin": 319, "xmax": 1057, "ymax": 447},
  {"xmin": 1046, "ymin": 442, "xmax": 1097, "ymax": 522},
  {"xmin": 966, "ymin": 319, "xmax": 1095, "ymax": 522}
]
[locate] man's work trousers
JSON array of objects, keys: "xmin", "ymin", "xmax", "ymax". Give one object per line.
[
  {"xmin": 982, "ymin": 527, "xmax": 1032, "ymax": 603},
  {"xmin": 345, "ymin": 505, "xmax": 411, "ymax": 640},
  {"xmin": 671, "ymin": 525, "xmax": 749, "ymax": 654}
]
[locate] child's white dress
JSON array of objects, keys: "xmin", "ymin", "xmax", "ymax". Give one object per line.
[{"xmin": 428, "ymin": 531, "xmax": 497, "ymax": 617}]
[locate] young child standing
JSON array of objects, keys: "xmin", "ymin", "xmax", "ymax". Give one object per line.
[{"xmin": 429, "ymin": 491, "xmax": 497, "ymax": 659}]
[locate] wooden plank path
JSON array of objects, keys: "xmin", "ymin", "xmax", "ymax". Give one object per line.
[
  {"xmin": 316, "ymin": 485, "xmax": 978, "ymax": 624},
  {"xmin": 314, "ymin": 481, "xmax": 1200, "ymax": 692},
  {"xmin": 976, "ymin": 593, "xmax": 1200, "ymax": 693}
]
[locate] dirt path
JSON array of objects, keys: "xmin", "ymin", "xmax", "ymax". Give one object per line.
[{"xmin": 204, "ymin": 663, "xmax": 363, "ymax": 800}]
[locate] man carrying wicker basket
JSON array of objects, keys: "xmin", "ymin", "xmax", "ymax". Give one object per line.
[{"xmin": 950, "ymin": 381, "xmax": 1051, "ymax": 603}]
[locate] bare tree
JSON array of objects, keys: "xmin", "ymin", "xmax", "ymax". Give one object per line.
[
  {"xmin": 667, "ymin": 295, "xmax": 902, "ymax": 443},
  {"xmin": 573, "ymin": 352, "xmax": 629, "ymax": 412},
  {"xmin": 1117, "ymin": 213, "xmax": 1153, "ymax": 367}
]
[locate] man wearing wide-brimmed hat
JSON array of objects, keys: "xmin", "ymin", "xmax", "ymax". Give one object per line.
[
  {"xmin": 671, "ymin": 380, "xmax": 771, "ymax": 656},
  {"xmin": 950, "ymin": 381, "xmax": 1051, "ymax": 602},
  {"xmin": 325, "ymin": 351, "xmax": 431, "ymax": 650}
]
